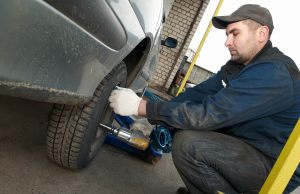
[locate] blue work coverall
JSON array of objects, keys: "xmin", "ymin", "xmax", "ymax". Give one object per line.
[{"xmin": 146, "ymin": 41, "xmax": 300, "ymax": 193}]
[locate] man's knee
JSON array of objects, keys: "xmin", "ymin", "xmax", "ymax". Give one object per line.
[
  {"xmin": 172, "ymin": 130, "xmax": 194, "ymax": 167},
  {"xmin": 172, "ymin": 130, "xmax": 214, "ymax": 151},
  {"xmin": 172, "ymin": 130, "xmax": 195, "ymax": 153},
  {"xmin": 172, "ymin": 130, "xmax": 207, "ymax": 165},
  {"xmin": 171, "ymin": 131, "xmax": 225, "ymax": 165}
]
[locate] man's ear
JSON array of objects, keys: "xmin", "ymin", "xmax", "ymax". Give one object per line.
[{"xmin": 258, "ymin": 26, "xmax": 269, "ymax": 42}]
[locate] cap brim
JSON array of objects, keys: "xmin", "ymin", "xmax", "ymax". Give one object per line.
[{"xmin": 212, "ymin": 15, "xmax": 247, "ymax": 29}]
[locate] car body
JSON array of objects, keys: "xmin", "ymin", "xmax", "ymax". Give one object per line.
[{"xmin": 0, "ymin": 0, "xmax": 164, "ymax": 105}]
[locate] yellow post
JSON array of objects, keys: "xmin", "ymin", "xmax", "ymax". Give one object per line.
[
  {"xmin": 176, "ymin": 0, "xmax": 224, "ymax": 96},
  {"xmin": 259, "ymin": 118, "xmax": 300, "ymax": 194}
]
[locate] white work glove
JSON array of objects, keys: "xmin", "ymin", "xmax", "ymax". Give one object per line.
[
  {"xmin": 109, "ymin": 87, "xmax": 142, "ymax": 116},
  {"xmin": 130, "ymin": 118, "xmax": 155, "ymax": 137}
]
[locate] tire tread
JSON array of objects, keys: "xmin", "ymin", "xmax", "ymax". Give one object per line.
[{"xmin": 46, "ymin": 62, "xmax": 126, "ymax": 170}]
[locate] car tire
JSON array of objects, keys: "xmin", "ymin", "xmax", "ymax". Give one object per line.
[{"xmin": 46, "ymin": 62, "xmax": 127, "ymax": 170}]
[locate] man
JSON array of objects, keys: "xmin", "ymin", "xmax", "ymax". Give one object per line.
[{"xmin": 109, "ymin": 4, "xmax": 300, "ymax": 194}]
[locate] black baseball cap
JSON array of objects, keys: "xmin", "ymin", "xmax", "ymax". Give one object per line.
[{"xmin": 212, "ymin": 4, "xmax": 274, "ymax": 35}]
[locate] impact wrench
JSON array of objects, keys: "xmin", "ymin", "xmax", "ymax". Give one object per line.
[{"xmin": 99, "ymin": 123, "xmax": 150, "ymax": 151}]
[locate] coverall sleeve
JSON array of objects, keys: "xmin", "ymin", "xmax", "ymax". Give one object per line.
[
  {"xmin": 146, "ymin": 62, "xmax": 294, "ymax": 130},
  {"xmin": 169, "ymin": 67, "xmax": 224, "ymax": 104}
]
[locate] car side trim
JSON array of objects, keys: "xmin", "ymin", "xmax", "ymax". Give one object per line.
[{"xmin": 0, "ymin": 81, "xmax": 89, "ymax": 105}]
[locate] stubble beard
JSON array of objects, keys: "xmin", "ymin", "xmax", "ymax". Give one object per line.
[{"xmin": 231, "ymin": 51, "xmax": 249, "ymax": 64}]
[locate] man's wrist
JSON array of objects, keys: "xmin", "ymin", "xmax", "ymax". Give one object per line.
[{"xmin": 138, "ymin": 100, "xmax": 147, "ymax": 117}]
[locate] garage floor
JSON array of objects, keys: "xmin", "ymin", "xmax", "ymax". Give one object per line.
[{"xmin": 0, "ymin": 93, "xmax": 299, "ymax": 194}]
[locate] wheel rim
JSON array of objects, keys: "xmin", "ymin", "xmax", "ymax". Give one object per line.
[
  {"xmin": 90, "ymin": 101, "xmax": 114, "ymax": 154},
  {"xmin": 89, "ymin": 82, "xmax": 121, "ymax": 154}
]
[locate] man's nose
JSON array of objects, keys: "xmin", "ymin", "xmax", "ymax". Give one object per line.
[{"xmin": 225, "ymin": 36, "xmax": 232, "ymax": 47}]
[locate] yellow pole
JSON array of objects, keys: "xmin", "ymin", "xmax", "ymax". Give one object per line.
[
  {"xmin": 259, "ymin": 118, "xmax": 300, "ymax": 194},
  {"xmin": 176, "ymin": 0, "xmax": 224, "ymax": 96}
]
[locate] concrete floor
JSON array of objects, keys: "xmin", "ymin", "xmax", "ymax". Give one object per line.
[{"xmin": 0, "ymin": 93, "xmax": 299, "ymax": 194}]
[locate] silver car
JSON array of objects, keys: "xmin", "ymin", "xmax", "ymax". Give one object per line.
[{"xmin": 0, "ymin": 0, "xmax": 177, "ymax": 169}]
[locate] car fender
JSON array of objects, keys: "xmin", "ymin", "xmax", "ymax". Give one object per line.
[{"xmin": 0, "ymin": 0, "xmax": 146, "ymax": 105}]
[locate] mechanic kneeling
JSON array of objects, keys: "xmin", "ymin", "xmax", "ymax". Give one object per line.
[{"xmin": 109, "ymin": 4, "xmax": 300, "ymax": 194}]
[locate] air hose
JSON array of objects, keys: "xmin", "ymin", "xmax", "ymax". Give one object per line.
[
  {"xmin": 149, "ymin": 125, "xmax": 172, "ymax": 149},
  {"xmin": 144, "ymin": 90, "xmax": 164, "ymax": 102},
  {"xmin": 144, "ymin": 89, "xmax": 172, "ymax": 150}
]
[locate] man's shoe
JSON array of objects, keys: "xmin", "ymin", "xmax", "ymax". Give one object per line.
[{"xmin": 176, "ymin": 187, "xmax": 190, "ymax": 194}]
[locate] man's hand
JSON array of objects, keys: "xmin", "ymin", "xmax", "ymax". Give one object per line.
[
  {"xmin": 130, "ymin": 118, "xmax": 155, "ymax": 137},
  {"xmin": 109, "ymin": 87, "xmax": 142, "ymax": 116}
]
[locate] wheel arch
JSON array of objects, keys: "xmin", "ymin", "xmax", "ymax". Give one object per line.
[{"xmin": 122, "ymin": 37, "xmax": 152, "ymax": 88}]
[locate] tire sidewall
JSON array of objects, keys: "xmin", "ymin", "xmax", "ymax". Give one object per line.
[{"xmin": 79, "ymin": 63, "xmax": 127, "ymax": 169}]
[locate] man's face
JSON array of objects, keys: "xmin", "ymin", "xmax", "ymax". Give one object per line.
[{"xmin": 225, "ymin": 21, "xmax": 259, "ymax": 65}]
